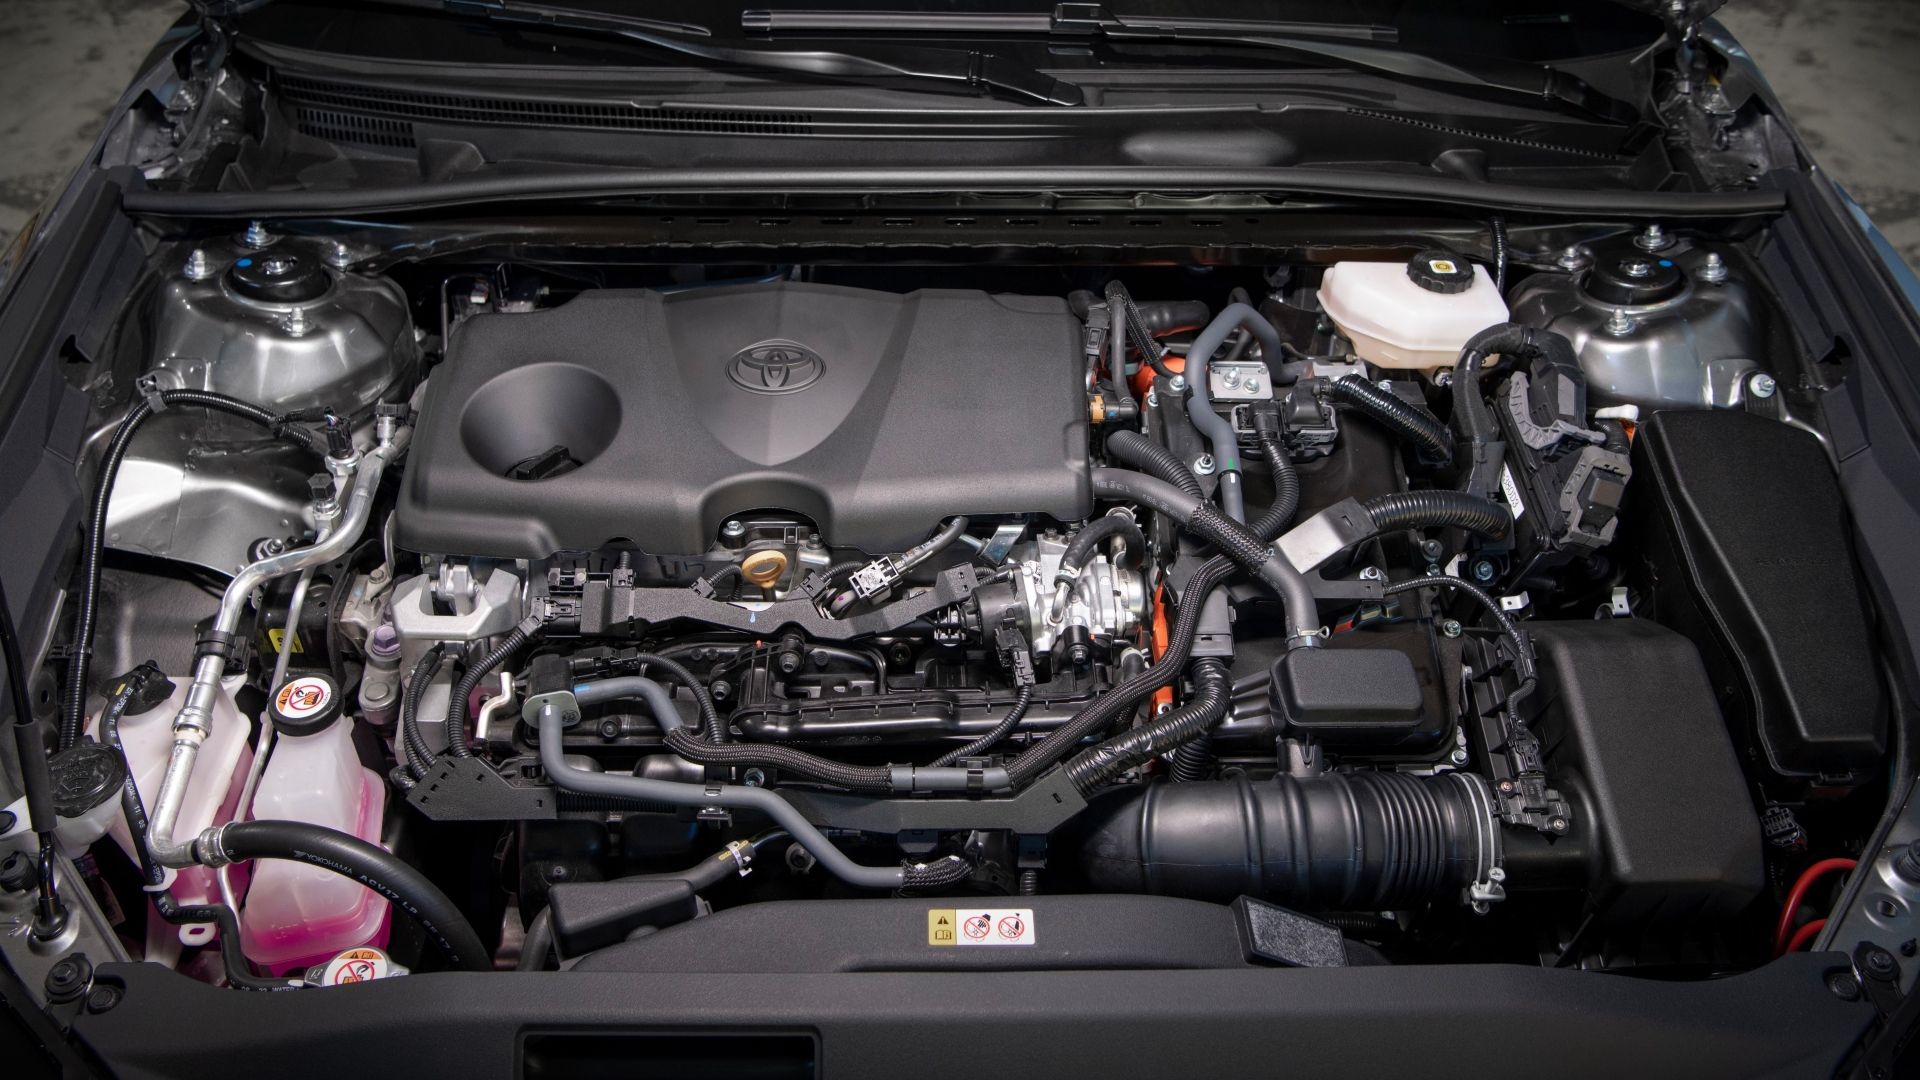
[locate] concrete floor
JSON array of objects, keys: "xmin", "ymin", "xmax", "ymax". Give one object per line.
[{"xmin": 0, "ymin": 0, "xmax": 1916, "ymax": 268}]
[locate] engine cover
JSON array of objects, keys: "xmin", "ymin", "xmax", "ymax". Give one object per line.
[{"xmin": 397, "ymin": 282, "xmax": 1090, "ymax": 557}]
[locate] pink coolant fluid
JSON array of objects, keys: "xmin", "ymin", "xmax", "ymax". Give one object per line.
[{"xmin": 239, "ymin": 674, "xmax": 391, "ymax": 974}]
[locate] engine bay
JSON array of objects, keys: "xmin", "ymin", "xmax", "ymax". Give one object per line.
[{"xmin": 1, "ymin": 214, "xmax": 1897, "ymax": 987}]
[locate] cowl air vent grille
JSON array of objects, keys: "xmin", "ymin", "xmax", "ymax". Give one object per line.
[{"xmin": 279, "ymin": 75, "xmax": 815, "ymax": 140}]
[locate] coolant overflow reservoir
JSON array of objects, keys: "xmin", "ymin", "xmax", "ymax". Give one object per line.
[
  {"xmin": 1317, "ymin": 250, "xmax": 1510, "ymax": 371},
  {"xmin": 239, "ymin": 673, "xmax": 390, "ymax": 974}
]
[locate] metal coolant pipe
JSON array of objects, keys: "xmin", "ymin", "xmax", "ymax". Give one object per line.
[{"xmin": 147, "ymin": 421, "xmax": 410, "ymax": 869}]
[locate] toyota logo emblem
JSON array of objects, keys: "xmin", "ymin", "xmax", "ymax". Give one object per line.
[{"xmin": 727, "ymin": 340, "xmax": 825, "ymax": 395}]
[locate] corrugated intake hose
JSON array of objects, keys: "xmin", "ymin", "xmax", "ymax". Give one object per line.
[
  {"xmin": 207, "ymin": 820, "xmax": 490, "ymax": 972},
  {"xmin": 1329, "ymin": 375, "xmax": 1453, "ymax": 463},
  {"xmin": 1091, "ymin": 468, "xmax": 1321, "ymax": 647},
  {"xmin": 1077, "ymin": 770, "xmax": 1502, "ymax": 909},
  {"xmin": 63, "ymin": 389, "xmax": 324, "ymax": 750},
  {"xmin": 443, "ymin": 615, "xmax": 543, "ymax": 758},
  {"xmin": 536, "ymin": 704, "xmax": 969, "ymax": 891},
  {"xmin": 1065, "ymin": 658, "xmax": 1230, "ymax": 792},
  {"xmin": 1105, "ymin": 429, "xmax": 1203, "ymax": 499},
  {"xmin": 1361, "ymin": 490, "xmax": 1512, "ymax": 541}
]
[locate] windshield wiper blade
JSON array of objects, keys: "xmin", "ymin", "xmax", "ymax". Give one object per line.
[
  {"xmin": 744, "ymin": 3, "xmax": 1635, "ymax": 123},
  {"xmin": 420, "ymin": 0, "xmax": 1083, "ymax": 105},
  {"xmin": 741, "ymin": 8, "xmax": 1397, "ymax": 44}
]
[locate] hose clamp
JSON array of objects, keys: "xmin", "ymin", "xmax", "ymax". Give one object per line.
[
  {"xmin": 1452, "ymin": 772, "xmax": 1507, "ymax": 914},
  {"xmin": 521, "ymin": 689, "xmax": 580, "ymax": 729},
  {"xmin": 194, "ymin": 824, "xmax": 234, "ymax": 869}
]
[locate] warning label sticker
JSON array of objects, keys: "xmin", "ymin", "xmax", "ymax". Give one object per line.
[
  {"xmin": 1500, "ymin": 463, "xmax": 1527, "ymax": 520},
  {"xmin": 275, "ymin": 676, "xmax": 332, "ymax": 719},
  {"xmin": 928, "ymin": 908, "xmax": 1035, "ymax": 947}
]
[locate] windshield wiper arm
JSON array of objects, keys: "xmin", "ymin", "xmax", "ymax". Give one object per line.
[
  {"xmin": 417, "ymin": 0, "xmax": 1083, "ymax": 105},
  {"xmin": 743, "ymin": 3, "xmax": 1636, "ymax": 123}
]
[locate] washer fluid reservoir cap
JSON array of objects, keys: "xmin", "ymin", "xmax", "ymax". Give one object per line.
[
  {"xmin": 1582, "ymin": 245, "xmax": 1686, "ymax": 307},
  {"xmin": 48, "ymin": 744, "xmax": 128, "ymax": 818},
  {"xmin": 228, "ymin": 248, "xmax": 331, "ymax": 304},
  {"xmin": 1406, "ymin": 249, "xmax": 1476, "ymax": 294}
]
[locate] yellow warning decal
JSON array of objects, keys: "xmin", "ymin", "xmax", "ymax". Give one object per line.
[
  {"xmin": 928, "ymin": 908, "xmax": 957, "ymax": 946},
  {"xmin": 265, "ymin": 628, "xmax": 304, "ymax": 654},
  {"xmin": 928, "ymin": 907, "xmax": 1035, "ymax": 946}
]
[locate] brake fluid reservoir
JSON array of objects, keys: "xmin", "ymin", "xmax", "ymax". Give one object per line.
[
  {"xmin": 1318, "ymin": 250, "xmax": 1510, "ymax": 371},
  {"xmin": 239, "ymin": 674, "xmax": 390, "ymax": 974},
  {"xmin": 88, "ymin": 672, "xmax": 253, "ymax": 948}
]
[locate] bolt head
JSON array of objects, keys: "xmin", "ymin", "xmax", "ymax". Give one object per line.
[
  {"xmin": 1699, "ymin": 251, "xmax": 1729, "ymax": 285},
  {"xmin": 1550, "ymin": 817, "xmax": 1569, "ymax": 833},
  {"xmin": 326, "ymin": 241, "xmax": 355, "ymax": 269},
  {"xmin": 1471, "ymin": 560, "xmax": 1497, "ymax": 584},
  {"xmin": 721, "ymin": 520, "xmax": 746, "ymax": 538},
  {"xmin": 1748, "ymin": 372, "xmax": 1778, "ymax": 399},
  {"xmin": 1604, "ymin": 308, "xmax": 1635, "ymax": 336},
  {"xmin": 242, "ymin": 221, "xmax": 273, "ymax": 248},
  {"xmin": 1192, "ymin": 454, "xmax": 1216, "ymax": 476},
  {"xmin": 182, "ymin": 248, "xmax": 215, "ymax": 281},
  {"xmin": 743, "ymin": 768, "xmax": 766, "ymax": 788},
  {"xmin": 1555, "ymin": 245, "xmax": 1590, "ymax": 271},
  {"xmin": 1450, "ymin": 747, "xmax": 1470, "ymax": 765},
  {"xmin": 85, "ymin": 985, "xmax": 121, "ymax": 1014},
  {"xmin": 1865, "ymin": 949, "xmax": 1898, "ymax": 977},
  {"xmin": 1441, "ymin": 619, "xmax": 1463, "ymax": 638},
  {"xmin": 1221, "ymin": 368, "xmax": 1240, "ymax": 388},
  {"xmin": 1168, "ymin": 374, "xmax": 1187, "ymax": 393},
  {"xmin": 1498, "ymin": 779, "xmax": 1516, "ymax": 794},
  {"xmin": 1634, "ymin": 223, "xmax": 1671, "ymax": 251}
]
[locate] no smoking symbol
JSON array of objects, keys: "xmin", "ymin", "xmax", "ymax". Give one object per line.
[
  {"xmin": 963, "ymin": 915, "xmax": 991, "ymax": 940},
  {"xmin": 335, "ymin": 960, "xmax": 377, "ymax": 984},
  {"xmin": 997, "ymin": 915, "xmax": 1025, "ymax": 940}
]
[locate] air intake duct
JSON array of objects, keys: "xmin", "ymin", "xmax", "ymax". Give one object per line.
[{"xmin": 1076, "ymin": 771, "xmax": 1503, "ymax": 911}]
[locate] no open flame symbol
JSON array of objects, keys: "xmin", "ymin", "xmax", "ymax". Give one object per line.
[{"xmin": 997, "ymin": 915, "xmax": 1025, "ymax": 940}]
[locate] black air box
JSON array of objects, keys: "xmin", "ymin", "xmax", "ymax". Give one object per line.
[
  {"xmin": 397, "ymin": 283, "xmax": 1090, "ymax": 557},
  {"xmin": 1628, "ymin": 410, "xmax": 1885, "ymax": 783},
  {"xmin": 1529, "ymin": 620, "xmax": 1762, "ymax": 925}
]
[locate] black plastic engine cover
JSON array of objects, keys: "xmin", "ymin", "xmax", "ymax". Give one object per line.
[{"xmin": 397, "ymin": 283, "xmax": 1090, "ymax": 557}]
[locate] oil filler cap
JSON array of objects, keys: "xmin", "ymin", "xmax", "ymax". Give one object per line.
[
  {"xmin": 1405, "ymin": 249, "xmax": 1476, "ymax": 294},
  {"xmin": 269, "ymin": 673, "xmax": 343, "ymax": 737},
  {"xmin": 228, "ymin": 249, "xmax": 331, "ymax": 304}
]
